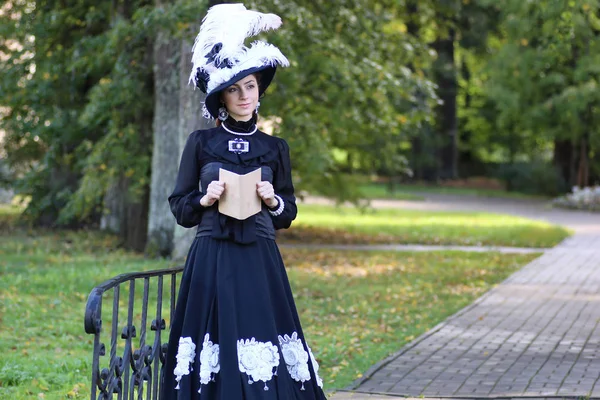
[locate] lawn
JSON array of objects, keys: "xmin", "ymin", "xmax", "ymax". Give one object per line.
[
  {"xmin": 358, "ymin": 181, "xmax": 549, "ymax": 201},
  {"xmin": 279, "ymin": 204, "xmax": 571, "ymax": 248},
  {"xmin": 358, "ymin": 183, "xmax": 426, "ymax": 201},
  {"xmin": 0, "ymin": 227, "xmax": 539, "ymax": 399}
]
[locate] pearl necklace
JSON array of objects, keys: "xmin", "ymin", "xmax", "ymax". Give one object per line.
[{"xmin": 221, "ymin": 122, "xmax": 257, "ymax": 136}]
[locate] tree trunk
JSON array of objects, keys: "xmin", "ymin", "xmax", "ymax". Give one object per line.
[
  {"xmin": 432, "ymin": 28, "xmax": 458, "ymax": 180},
  {"xmin": 101, "ymin": 176, "xmax": 149, "ymax": 252},
  {"xmin": 406, "ymin": 0, "xmax": 426, "ymax": 181},
  {"xmin": 123, "ymin": 178, "xmax": 150, "ymax": 252},
  {"xmin": 98, "ymin": 0, "xmax": 151, "ymax": 251},
  {"xmin": 146, "ymin": 17, "xmax": 182, "ymax": 257},
  {"xmin": 171, "ymin": 31, "xmax": 213, "ymax": 261},
  {"xmin": 577, "ymin": 135, "xmax": 589, "ymax": 187},
  {"xmin": 100, "ymin": 179, "xmax": 125, "ymax": 234},
  {"xmin": 553, "ymin": 138, "xmax": 574, "ymax": 188},
  {"xmin": 570, "ymin": 138, "xmax": 578, "ymax": 188},
  {"xmin": 458, "ymin": 55, "xmax": 474, "ymax": 176},
  {"xmin": 170, "ymin": 0, "xmax": 222, "ymax": 260},
  {"xmin": 591, "ymin": 152, "xmax": 600, "ymax": 186}
]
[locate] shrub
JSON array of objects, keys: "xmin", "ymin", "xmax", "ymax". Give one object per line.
[{"xmin": 494, "ymin": 162, "xmax": 567, "ymax": 196}]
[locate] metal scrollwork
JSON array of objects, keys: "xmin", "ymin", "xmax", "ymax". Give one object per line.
[{"xmin": 84, "ymin": 267, "xmax": 184, "ymax": 400}]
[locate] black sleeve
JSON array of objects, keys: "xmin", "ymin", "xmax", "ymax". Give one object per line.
[
  {"xmin": 168, "ymin": 131, "xmax": 205, "ymax": 228},
  {"xmin": 270, "ymin": 138, "xmax": 297, "ymax": 230}
]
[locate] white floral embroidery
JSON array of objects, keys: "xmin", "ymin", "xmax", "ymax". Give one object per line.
[
  {"xmin": 198, "ymin": 333, "xmax": 220, "ymax": 393},
  {"xmin": 278, "ymin": 332, "xmax": 311, "ymax": 390},
  {"xmin": 174, "ymin": 337, "xmax": 196, "ymax": 390},
  {"xmin": 237, "ymin": 337, "xmax": 280, "ymax": 390},
  {"xmin": 307, "ymin": 345, "xmax": 324, "ymax": 388}
]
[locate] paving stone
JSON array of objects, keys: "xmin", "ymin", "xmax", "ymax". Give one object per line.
[{"xmin": 345, "ymin": 232, "xmax": 600, "ymax": 398}]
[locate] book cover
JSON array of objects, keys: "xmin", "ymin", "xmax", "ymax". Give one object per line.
[{"xmin": 218, "ymin": 168, "xmax": 262, "ymax": 220}]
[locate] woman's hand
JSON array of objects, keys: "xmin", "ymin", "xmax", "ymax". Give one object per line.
[
  {"xmin": 257, "ymin": 181, "xmax": 278, "ymax": 208},
  {"xmin": 200, "ymin": 181, "xmax": 225, "ymax": 207}
]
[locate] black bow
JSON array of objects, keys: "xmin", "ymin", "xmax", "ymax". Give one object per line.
[{"xmin": 205, "ymin": 42, "xmax": 233, "ymax": 69}]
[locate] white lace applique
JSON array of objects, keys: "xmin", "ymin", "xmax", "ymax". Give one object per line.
[
  {"xmin": 307, "ymin": 345, "xmax": 324, "ymax": 388},
  {"xmin": 237, "ymin": 337, "xmax": 280, "ymax": 391},
  {"xmin": 201, "ymin": 103, "xmax": 212, "ymax": 119},
  {"xmin": 173, "ymin": 337, "xmax": 196, "ymax": 390},
  {"xmin": 198, "ymin": 333, "xmax": 220, "ymax": 393},
  {"xmin": 278, "ymin": 332, "xmax": 311, "ymax": 390}
]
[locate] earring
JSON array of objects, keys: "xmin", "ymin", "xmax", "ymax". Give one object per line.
[
  {"xmin": 218, "ymin": 106, "xmax": 229, "ymax": 121},
  {"xmin": 255, "ymin": 101, "xmax": 261, "ymax": 115}
]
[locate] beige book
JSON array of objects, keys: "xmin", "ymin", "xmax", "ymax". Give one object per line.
[{"xmin": 218, "ymin": 168, "xmax": 262, "ymax": 220}]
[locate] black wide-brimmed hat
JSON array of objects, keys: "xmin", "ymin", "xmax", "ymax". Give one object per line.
[{"xmin": 189, "ymin": 4, "xmax": 289, "ymax": 119}]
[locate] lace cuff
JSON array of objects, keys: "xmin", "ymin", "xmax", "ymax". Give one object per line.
[{"xmin": 268, "ymin": 195, "xmax": 284, "ymax": 216}]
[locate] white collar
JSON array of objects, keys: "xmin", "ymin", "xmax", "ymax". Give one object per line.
[{"xmin": 221, "ymin": 122, "xmax": 257, "ymax": 136}]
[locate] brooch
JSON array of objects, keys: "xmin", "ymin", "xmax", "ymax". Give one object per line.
[{"xmin": 228, "ymin": 138, "xmax": 250, "ymax": 154}]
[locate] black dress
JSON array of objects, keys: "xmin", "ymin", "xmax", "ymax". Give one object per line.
[{"xmin": 162, "ymin": 118, "xmax": 327, "ymax": 400}]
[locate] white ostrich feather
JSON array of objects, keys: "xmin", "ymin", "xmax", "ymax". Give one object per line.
[
  {"xmin": 189, "ymin": 3, "xmax": 284, "ymax": 88},
  {"xmin": 205, "ymin": 41, "xmax": 289, "ymax": 93}
]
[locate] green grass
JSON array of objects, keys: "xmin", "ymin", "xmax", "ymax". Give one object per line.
[
  {"xmin": 280, "ymin": 204, "xmax": 571, "ymax": 248},
  {"xmin": 0, "ymin": 228, "xmax": 539, "ymax": 398},
  {"xmin": 0, "ymin": 230, "xmax": 171, "ymax": 399},
  {"xmin": 358, "ymin": 182, "xmax": 550, "ymax": 201},
  {"xmin": 284, "ymin": 249, "xmax": 539, "ymax": 389},
  {"xmin": 0, "ymin": 203, "xmax": 24, "ymax": 227},
  {"xmin": 358, "ymin": 183, "xmax": 426, "ymax": 201}
]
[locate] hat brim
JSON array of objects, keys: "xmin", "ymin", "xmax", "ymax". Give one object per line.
[{"xmin": 205, "ymin": 65, "xmax": 277, "ymax": 119}]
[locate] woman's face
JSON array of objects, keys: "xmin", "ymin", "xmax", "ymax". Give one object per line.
[{"xmin": 221, "ymin": 74, "xmax": 259, "ymax": 121}]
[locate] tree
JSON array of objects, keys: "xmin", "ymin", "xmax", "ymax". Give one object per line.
[
  {"xmin": 1, "ymin": 0, "xmax": 439, "ymax": 251},
  {"xmin": 146, "ymin": 0, "xmax": 185, "ymax": 257},
  {"xmin": 244, "ymin": 0, "xmax": 436, "ymax": 198},
  {"xmin": 431, "ymin": 0, "xmax": 460, "ymax": 180},
  {"xmin": 0, "ymin": 0, "xmax": 112, "ymax": 226},
  {"xmin": 67, "ymin": 0, "xmax": 155, "ymax": 251},
  {"xmin": 392, "ymin": 0, "xmax": 500, "ymax": 181},
  {"xmin": 486, "ymin": 0, "xmax": 600, "ymax": 189},
  {"xmin": 1, "ymin": 0, "xmax": 209, "ymax": 251}
]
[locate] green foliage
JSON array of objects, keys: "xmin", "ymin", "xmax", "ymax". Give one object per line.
[
  {"xmin": 5, "ymin": 0, "xmax": 599, "ymax": 226},
  {"xmin": 1, "ymin": 0, "xmax": 436, "ymax": 227},
  {"xmin": 0, "ymin": 0, "xmax": 209, "ymax": 227},
  {"xmin": 494, "ymin": 161, "xmax": 568, "ymax": 196},
  {"xmin": 61, "ymin": 10, "xmax": 155, "ymax": 223},
  {"xmin": 244, "ymin": 0, "xmax": 437, "ymax": 196},
  {"xmin": 485, "ymin": 0, "xmax": 600, "ymax": 179},
  {"xmin": 0, "ymin": 0, "xmax": 111, "ymax": 224}
]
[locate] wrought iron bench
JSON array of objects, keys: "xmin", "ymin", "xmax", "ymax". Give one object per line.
[{"xmin": 84, "ymin": 266, "xmax": 184, "ymax": 400}]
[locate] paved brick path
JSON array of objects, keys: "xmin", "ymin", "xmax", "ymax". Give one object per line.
[
  {"xmin": 318, "ymin": 195, "xmax": 600, "ymax": 399},
  {"xmin": 331, "ymin": 233, "xmax": 600, "ymax": 399}
]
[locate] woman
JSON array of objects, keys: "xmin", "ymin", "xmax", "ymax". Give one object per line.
[{"xmin": 161, "ymin": 4, "xmax": 327, "ymax": 399}]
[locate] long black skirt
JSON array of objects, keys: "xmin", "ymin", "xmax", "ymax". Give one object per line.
[{"xmin": 161, "ymin": 236, "xmax": 327, "ymax": 399}]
